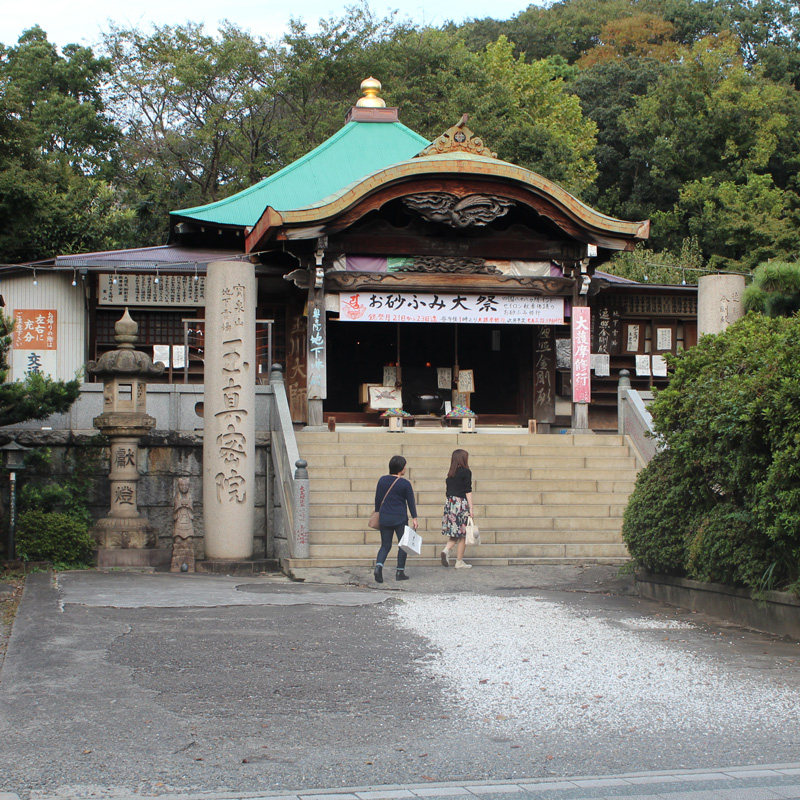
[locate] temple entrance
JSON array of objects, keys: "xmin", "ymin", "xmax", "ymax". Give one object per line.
[{"xmin": 325, "ymin": 319, "xmax": 531, "ymax": 422}]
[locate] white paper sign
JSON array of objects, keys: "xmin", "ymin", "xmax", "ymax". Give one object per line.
[
  {"xmin": 652, "ymin": 355, "xmax": 668, "ymax": 376},
  {"xmin": 457, "ymin": 369, "xmax": 475, "ymax": 393},
  {"xmin": 383, "ymin": 366, "xmax": 397, "ymax": 387},
  {"xmin": 153, "ymin": 345, "xmax": 171, "ymax": 367},
  {"xmin": 172, "ymin": 345, "xmax": 187, "ymax": 369},
  {"xmin": 627, "ymin": 325, "xmax": 640, "ymax": 353},
  {"xmin": 591, "ymin": 354, "xmax": 610, "ymax": 377},
  {"xmin": 656, "ymin": 328, "xmax": 673, "ymax": 351},
  {"xmin": 635, "ymin": 355, "xmax": 651, "ymax": 376},
  {"xmin": 437, "ymin": 368, "xmax": 452, "ymax": 389}
]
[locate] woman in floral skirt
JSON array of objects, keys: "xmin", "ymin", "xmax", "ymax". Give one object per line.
[{"xmin": 440, "ymin": 448, "xmax": 473, "ymax": 569}]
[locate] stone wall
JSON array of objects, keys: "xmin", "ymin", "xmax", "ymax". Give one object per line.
[{"xmin": 1, "ymin": 384, "xmax": 281, "ymax": 560}]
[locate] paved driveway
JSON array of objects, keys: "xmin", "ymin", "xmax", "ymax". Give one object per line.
[{"xmin": 1, "ymin": 568, "xmax": 798, "ymax": 800}]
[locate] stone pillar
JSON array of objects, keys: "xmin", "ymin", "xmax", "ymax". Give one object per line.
[
  {"xmin": 203, "ymin": 260, "xmax": 256, "ymax": 559},
  {"xmin": 698, "ymin": 274, "xmax": 746, "ymax": 337}
]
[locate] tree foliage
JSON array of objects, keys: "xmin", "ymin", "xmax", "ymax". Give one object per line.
[
  {"xmin": 0, "ymin": 27, "xmax": 136, "ymax": 262},
  {"xmin": 623, "ymin": 314, "xmax": 800, "ymax": 593},
  {"xmin": 5, "ymin": 1, "xmax": 800, "ymax": 274},
  {"xmin": 743, "ymin": 261, "xmax": 800, "ymax": 316}
]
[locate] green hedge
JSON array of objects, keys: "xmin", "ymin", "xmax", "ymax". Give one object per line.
[
  {"xmin": 15, "ymin": 509, "xmax": 95, "ymax": 566},
  {"xmin": 623, "ymin": 313, "xmax": 800, "ymax": 595}
]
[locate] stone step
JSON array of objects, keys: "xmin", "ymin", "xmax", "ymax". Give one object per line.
[
  {"xmin": 306, "ymin": 467, "xmax": 639, "ymax": 484},
  {"xmin": 285, "ymin": 556, "xmax": 629, "ymax": 571},
  {"xmin": 310, "ymin": 527, "xmax": 626, "ymax": 546},
  {"xmin": 307, "ymin": 478, "xmax": 637, "ymax": 494},
  {"xmin": 297, "ymin": 431, "xmax": 625, "ymax": 446},
  {"xmin": 309, "ymin": 490, "xmax": 633, "ymax": 507},
  {"xmin": 293, "ymin": 431, "xmax": 638, "ymax": 568},
  {"xmin": 306, "ymin": 542, "xmax": 630, "ymax": 560},
  {"xmin": 299, "ymin": 443, "xmax": 633, "ymax": 459},
  {"xmin": 311, "ymin": 503, "xmax": 626, "ymax": 521},
  {"xmin": 309, "ymin": 514, "xmax": 624, "ymax": 533},
  {"xmin": 303, "ymin": 453, "xmax": 637, "ymax": 470}
]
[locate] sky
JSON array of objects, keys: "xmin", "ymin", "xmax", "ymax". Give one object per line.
[{"xmin": 1, "ymin": 0, "xmax": 539, "ymax": 48}]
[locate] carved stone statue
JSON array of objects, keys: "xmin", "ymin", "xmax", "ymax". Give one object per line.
[{"xmin": 170, "ymin": 477, "xmax": 196, "ymax": 572}]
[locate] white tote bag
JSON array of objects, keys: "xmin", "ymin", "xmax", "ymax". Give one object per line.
[
  {"xmin": 399, "ymin": 525, "xmax": 423, "ymax": 555},
  {"xmin": 465, "ymin": 517, "xmax": 480, "ymax": 546}
]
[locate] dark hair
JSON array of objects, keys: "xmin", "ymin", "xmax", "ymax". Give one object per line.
[
  {"xmin": 389, "ymin": 455, "xmax": 406, "ymax": 475},
  {"xmin": 447, "ymin": 448, "xmax": 469, "ymax": 478}
]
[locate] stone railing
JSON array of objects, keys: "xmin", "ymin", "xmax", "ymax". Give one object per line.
[
  {"xmin": 617, "ymin": 370, "xmax": 661, "ymax": 467},
  {"xmin": 267, "ymin": 364, "xmax": 310, "ymax": 560}
]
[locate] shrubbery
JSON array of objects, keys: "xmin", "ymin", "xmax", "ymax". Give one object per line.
[
  {"xmin": 15, "ymin": 509, "xmax": 95, "ymax": 566},
  {"xmin": 12, "ymin": 443, "xmax": 103, "ymax": 567},
  {"xmin": 623, "ymin": 313, "xmax": 800, "ymax": 594}
]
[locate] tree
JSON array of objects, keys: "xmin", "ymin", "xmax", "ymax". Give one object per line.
[
  {"xmin": 603, "ymin": 237, "xmax": 708, "ymax": 284},
  {"xmin": 571, "ymin": 55, "xmax": 666, "ymax": 211},
  {"xmin": 0, "ymin": 312, "xmax": 80, "ymax": 427},
  {"xmin": 743, "ymin": 261, "xmax": 800, "ymax": 316},
  {"xmin": 576, "ymin": 13, "xmax": 680, "ymax": 67},
  {"xmin": 0, "ymin": 27, "xmax": 135, "ymax": 262},
  {"xmin": 652, "ymin": 174, "xmax": 800, "ymax": 271},
  {"xmin": 102, "ymin": 22, "xmax": 286, "ymax": 244},
  {"xmin": 619, "ymin": 36, "xmax": 800, "ymax": 220},
  {"xmin": 624, "ymin": 313, "xmax": 800, "ymax": 592},
  {"xmin": 466, "ymin": 36, "xmax": 598, "ymax": 197}
]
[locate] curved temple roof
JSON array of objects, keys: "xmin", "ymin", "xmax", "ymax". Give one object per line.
[
  {"xmin": 171, "ymin": 120, "xmax": 429, "ymax": 228},
  {"xmin": 172, "ymin": 108, "xmax": 649, "ymax": 256}
]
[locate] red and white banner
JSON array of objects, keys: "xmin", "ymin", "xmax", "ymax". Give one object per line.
[
  {"xmin": 339, "ymin": 292, "xmax": 564, "ymax": 325},
  {"xmin": 572, "ymin": 306, "xmax": 591, "ymax": 403}
]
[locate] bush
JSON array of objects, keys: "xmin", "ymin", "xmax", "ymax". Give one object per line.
[
  {"xmin": 15, "ymin": 509, "xmax": 95, "ymax": 566},
  {"xmin": 623, "ymin": 313, "xmax": 800, "ymax": 594},
  {"xmin": 623, "ymin": 451, "xmax": 701, "ymax": 574}
]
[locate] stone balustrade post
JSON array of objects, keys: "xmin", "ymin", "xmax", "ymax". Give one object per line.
[{"xmin": 618, "ymin": 369, "xmax": 631, "ymax": 435}]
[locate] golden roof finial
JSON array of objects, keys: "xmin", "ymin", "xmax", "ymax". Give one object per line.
[{"xmin": 356, "ymin": 77, "xmax": 386, "ymax": 108}]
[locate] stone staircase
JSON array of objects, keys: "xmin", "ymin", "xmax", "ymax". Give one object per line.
[{"xmin": 284, "ymin": 429, "xmax": 640, "ymax": 570}]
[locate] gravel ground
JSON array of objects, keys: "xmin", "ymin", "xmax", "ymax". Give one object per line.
[
  {"xmin": 2, "ymin": 572, "xmax": 800, "ymax": 800},
  {"xmin": 389, "ymin": 595, "xmax": 800, "ymax": 737}
]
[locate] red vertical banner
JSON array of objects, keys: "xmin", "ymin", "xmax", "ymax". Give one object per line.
[{"xmin": 572, "ymin": 307, "xmax": 591, "ymax": 403}]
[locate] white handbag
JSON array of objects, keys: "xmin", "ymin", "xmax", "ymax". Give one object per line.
[
  {"xmin": 399, "ymin": 525, "xmax": 423, "ymax": 555},
  {"xmin": 465, "ymin": 517, "xmax": 480, "ymax": 545}
]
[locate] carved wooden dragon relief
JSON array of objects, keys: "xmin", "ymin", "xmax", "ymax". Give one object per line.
[{"xmin": 403, "ymin": 193, "xmax": 515, "ymax": 229}]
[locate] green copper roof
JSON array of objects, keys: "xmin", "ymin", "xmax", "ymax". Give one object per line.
[{"xmin": 172, "ymin": 121, "xmax": 430, "ymax": 227}]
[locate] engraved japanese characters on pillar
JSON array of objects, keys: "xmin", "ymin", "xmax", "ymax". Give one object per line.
[
  {"xmin": 533, "ymin": 326, "xmax": 556, "ymax": 424},
  {"xmin": 698, "ymin": 274, "xmax": 745, "ymax": 337},
  {"xmin": 203, "ymin": 261, "xmax": 256, "ymax": 559}
]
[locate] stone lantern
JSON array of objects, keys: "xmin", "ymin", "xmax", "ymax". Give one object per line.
[{"xmin": 85, "ymin": 309, "xmax": 165, "ymax": 556}]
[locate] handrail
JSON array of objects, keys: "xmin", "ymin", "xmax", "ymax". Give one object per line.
[
  {"xmin": 268, "ymin": 364, "xmax": 309, "ymax": 559},
  {"xmin": 618, "ymin": 370, "xmax": 661, "ymax": 467}
]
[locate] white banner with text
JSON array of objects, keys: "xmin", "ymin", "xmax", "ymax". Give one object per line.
[{"xmin": 338, "ymin": 292, "xmax": 564, "ymax": 325}]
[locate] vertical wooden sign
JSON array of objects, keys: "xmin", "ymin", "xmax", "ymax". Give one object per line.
[
  {"xmin": 572, "ymin": 307, "xmax": 592, "ymax": 404},
  {"xmin": 533, "ymin": 326, "xmax": 556, "ymax": 423}
]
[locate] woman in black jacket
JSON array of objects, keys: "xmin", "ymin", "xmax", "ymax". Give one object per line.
[
  {"xmin": 373, "ymin": 454, "xmax": 418, "ymax": 583},
  {"xmin": 440, "ymin": 448, "xmax": 474, "ymax": 569}
]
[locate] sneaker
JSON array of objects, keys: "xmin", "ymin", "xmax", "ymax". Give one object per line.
[
  {"xmin": 440, "ymin": 550, "xmax": 450, "ymax": 567},
  {"xmin": 374, "ymin": 564, "xmax": 383, "ymax": 583},
  {"xmin": 395, "ymin": 570, "xmax": 409, "ymax": 581},
  {"xmin": 455, "ymin": 560, "xmax": 472, "ymax": 569}
]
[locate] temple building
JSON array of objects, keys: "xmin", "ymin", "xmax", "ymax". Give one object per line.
[{"xmin": 3, "ymin": 78, "xmax": 698, "ymax": 432}]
